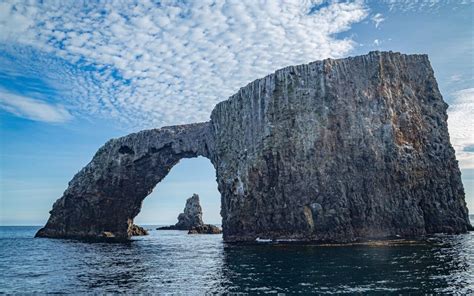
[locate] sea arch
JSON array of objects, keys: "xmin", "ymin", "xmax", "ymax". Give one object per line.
[
  {"xmin": 36, "ymin": 52, "xmax": 472, "ymax": 242},
  {"xmin": 36, "ymin": 122, "xmax": 216, "ymax": 239}
]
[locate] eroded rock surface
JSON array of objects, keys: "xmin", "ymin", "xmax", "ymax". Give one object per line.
[
  {"xmin": 188, "ymin": 225, "xmax": 222, "ymax": 234},
  {"xmin": 129, "ymin": 224, "xmax": 148, "ymax": 236},
  {"xmin": 157, "ymin": 194, "xmax": 204, "ymax": 230},
  {"xmin": 37, "ymin": 51, "xmax": 471, "ymax": 242},
  {"xmin": 35, "ymin": 123, "xmax": 213, "ymax": 240},
  {"xmin": 212, "ymin": 51, "xmax": 471, "ymax": 242}
]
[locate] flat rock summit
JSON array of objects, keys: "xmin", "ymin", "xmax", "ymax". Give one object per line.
[{"xmin": 36, "ymin": 51, "xmax": 472, "ymax": 242}]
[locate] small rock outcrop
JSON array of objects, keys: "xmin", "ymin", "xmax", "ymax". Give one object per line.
[
  {"xmin": 157, "ymin": 194, "xmax": 204, "ymax": 230},
  {"xmin": 156, "ymin": 194, "xmax": 222, "ymax": 234},
  {"xmin": 129, "ymin": 224, "xmax": 148, "ymax": 236},
  {"xmin": 188, "ymin": 225, "xmax": 222, "ymax": 234},
  {"xmin": 36, "ymin": 51, "xmax": 472, "ymax": 243}
]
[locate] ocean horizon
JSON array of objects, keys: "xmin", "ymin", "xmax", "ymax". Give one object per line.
[{"xmin": 1, "ymin": 1, "xmax": 473, "ymax": 294}]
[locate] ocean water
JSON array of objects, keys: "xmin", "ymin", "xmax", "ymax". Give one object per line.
[{"xmin": 1, "ymin": 226, "xmax": 473, "ymax": 294}]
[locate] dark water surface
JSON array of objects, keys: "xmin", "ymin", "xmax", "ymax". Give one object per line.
[{"xmin": 1, "ymin": 226, "xmax": 473, "ymax": 294}]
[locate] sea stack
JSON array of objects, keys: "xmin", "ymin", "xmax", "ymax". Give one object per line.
[
  {"xmin": 36, "ymin": 51, "xmax": 471, "ymax": 242},
  {"xmin": 157, "ymin": 194, "xmax": 222, "ymax": 234},
  {"xmin": 157, "ymin": 194, "xmax": 204, "ymax": 230}
]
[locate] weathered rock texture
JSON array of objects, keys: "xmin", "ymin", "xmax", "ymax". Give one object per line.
[
  {"xmin": 36, "ymin": 51, "xmax": 471, "ymax": 242},
  {"xmin": 157, "ymin": 194, "xmax": 204, "ymax": 230},
  {"xmin": 35, "ymin": 123, "xmax": 213, "ymax": 239},
  {"xmin": 188, "ymin": 225, "xmax": 222, "ymax": 234},
  {"xmin": 157, "ymin": 194, "xmax": 222, "ymax": 234},
  {"xmin": 129, "ymin": 224, "xmax": 148, "ymax": 236}
]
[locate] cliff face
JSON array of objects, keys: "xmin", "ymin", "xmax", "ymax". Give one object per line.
[
  {"xmin": 211, "ymin": 51, "xmax": 470, "ymax": 242},
  {"xmin": 37, "ymin": 51, "xmax": 471, "ymax": 242}
]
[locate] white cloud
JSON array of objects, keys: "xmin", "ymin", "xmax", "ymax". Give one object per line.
[
  {"xmin": 447, "ymin": 88, "xmax": 474, "ymax": 169},
  {"xmin": 371, "ymin": 13, "xmax": 384, "ymax": 28},
  {"xmin": 385, "ymin": 0, "xmax": 470, "ymax": 12},
  {"xmin": 0, "ymin": 0, "xmax": 369, "ymax": 130},
  {"xmin": 449, "ymin": 74, "xmax": 463, "ymax": 83},
  {"xmin": 0, "ymin": 89, "xmax": 72, "ymax": 123}
]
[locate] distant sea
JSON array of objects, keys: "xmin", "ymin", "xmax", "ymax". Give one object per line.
[{"xmin": 1, "ymin": 225, "xmax": 473, "ymax": 294}]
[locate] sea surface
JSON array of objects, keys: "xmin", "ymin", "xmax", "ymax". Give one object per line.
[{"xmin": 1, "ymin": 226, "xmax": 473, "ymax": 294}]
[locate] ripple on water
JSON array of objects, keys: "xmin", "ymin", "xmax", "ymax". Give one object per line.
[{"xmin": 0, "ymin": 227, "xmax": 473, "ymax": 294}]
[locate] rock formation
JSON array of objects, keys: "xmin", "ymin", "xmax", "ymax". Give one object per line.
[
  {"xmin": 129, "ymin": 224, "xmax": 148, "ymax": 236},
  {"xmin": 35, "ymin": 123, "xmax": 213, "ymax": 240},
  {"xmin": 157, "ymin": 194, "xmax": 204, "ymax": 230},
  {"xmin": 157, "ymin": 194, "xmax": 222, "ymax": 234},
  {"xmin": 188, "ymin": 225, "xmax": 222, "ymax": 234},
  {"xmin": 36, "ymin": 51, "xmax": 472, "ymax": 243}
]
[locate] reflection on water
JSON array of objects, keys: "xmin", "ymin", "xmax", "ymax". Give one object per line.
[
  {"xmin": 1, "ymin": 226, "xmax": 473, "ymax": 294},
  {"xmin": 219, "ymin": 237, "xmax": 474, "ymax": 294}
]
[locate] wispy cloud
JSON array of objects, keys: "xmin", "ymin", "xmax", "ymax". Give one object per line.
[
  {"xmin": 0, "ymin": 0, "xmax": 369, "ymax": 129},
  {"xmin": 0, "ymin": 89, "xmax": 72, "ymax": 123},
  {"xmin": 384, "ymin": 0, "xmax": 470, "ymax": 12},
  {"xmin": 448, "ymin": 88, "xmax": 474, "ymax": 169},
  {"xmin": 371, "ymin": 13, "xmax": 384, "ymax": 28}
]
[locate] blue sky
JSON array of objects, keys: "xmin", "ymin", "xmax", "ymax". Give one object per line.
[{"xmin": 0, "ymin": 0, "xmax": 473, "ymax": 225}]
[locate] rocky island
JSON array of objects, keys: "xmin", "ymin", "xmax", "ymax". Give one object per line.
[
  {"xmin": 157, "ymin": 193, "xmax": 221, "ymax": 234},
  {"xmin": 36, "ymin": 51, "xmax": 472, "ymax": 243}
]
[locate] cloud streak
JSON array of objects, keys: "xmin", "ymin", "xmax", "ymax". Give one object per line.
[
  {"xmin": 448, "ymin": 88, "xmax": 474, "ymax": 169},
  {"xmin": 0, "ymin": 0, "xmax": 369, "ymax": 129},
  {"xmin": 384, "ymin": 0, "xmax": 470, "ymax": 12},
  {"xmin": 0, "ymin": 89, "xmax": 72, "ymax": 123}
]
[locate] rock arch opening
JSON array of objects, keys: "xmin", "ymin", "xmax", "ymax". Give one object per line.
[
  {"xmin": 134, "ymin": 156, "xmax": 221, "ymax": 227},
  {"xmin": 36, "ymin": 122, "xmax": 217, "ymax": 240}
]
